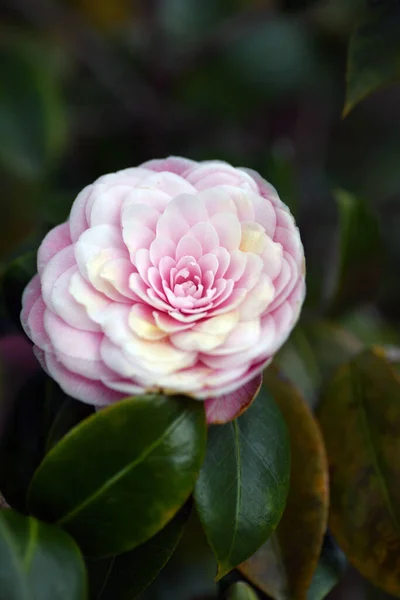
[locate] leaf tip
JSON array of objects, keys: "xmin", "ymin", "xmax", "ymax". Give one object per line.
[
  {"xmin": 215, "ymin": 562, "xmax": 232, "ymax": 581},
  {"xmin": 341, "ymin": 100, "xmax": 353, "ymax": 119}
]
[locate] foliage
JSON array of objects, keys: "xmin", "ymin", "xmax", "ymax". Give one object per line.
[{"xmin": 1, "ymin": 1, "xmax": 400, "ymax": 599}]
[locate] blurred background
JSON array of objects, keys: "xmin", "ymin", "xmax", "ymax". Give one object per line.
[{"xmin": 1, "ymin": 0, "xmax": 400, "ymax": 598}]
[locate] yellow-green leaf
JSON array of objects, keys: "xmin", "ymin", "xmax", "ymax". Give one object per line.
[{"xmin": 318, "ymin": 349, "xmax": 400, "ymax": 596}]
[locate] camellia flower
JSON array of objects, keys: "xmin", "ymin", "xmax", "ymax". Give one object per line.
[{"xmin": 21, "ymin": 157, "xmax": 305, "ymax": 423}]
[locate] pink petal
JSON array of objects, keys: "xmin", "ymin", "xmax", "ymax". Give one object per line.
[
  {"xmin": 205, "ymin": 374, "xmax": 263, "ymax": 424},
  {"xmin": 268, "ymin": 252, "xmax": 298, "ymax": 312},
  {"xmin": 122, "ymin": 222, "xmax": 155, "ymax": 263},
  {"xmin": 251, "ymin": 194, "xmax": 276, "ymax": 238},
  {"xmin": 153, "ymin": 311, "xmax": 193, "ymax": 333},
  {"xmin": 129, "ymin": 273, "xmax": 170, "ymax": 311},
  {"xmin": 148, "ymin": 266, "xmax": 166, "ymax": 299},
  {"xmin": 102, "ymin": 377, "xmax": 146, "ymax": 396},
  {"xmin": 189, "ymin": 222, "xmax": 219, "ymax": 253},
  {"xmin": 101, "ymin": 303, "xmax": 197, "ymax": 375},
  {"xmin": 75, "ymin": 225, "xmax": 129, "ymax": 299},
  {"xmin": 168, "ymin": 194, "xmax": 208, "ymax": 226},
  {"xmin": 274, "ymin": 226, "xmax": 303, "ymax": 265},
  {"xmin": 139, "ymin": 172, "xmax": 196, "ymax": 197},
  {"xmin": 207, "ymin": 320, "xmax": 261, "ymax": 356},
  {"xmin": 96, "ymin": 167, "xmax": 152, "ymax": 188},
  {"xmin": 21, "ymin": 275, "xmax": 41, "ymax": 328},
  {"xmin": 214, "ymin": 247, "xmax": 231, "ymax": 278},
  {"xmin": 69, "ymin": 271, "xmax": 111, "ymax": 324},
  {"xmin": 69, "ymin": 185, "xmax": 91, "ymax": 243},
  {"xmin": 41, "ymin": 246, "xmax": 76, "ymax": 310},
  {"xmin": 210, "ymin": 213, "xmax": 241, "ymax": 250},
  {"xmin": 37, "ymin": 223, "xmax": 72, "ymax": 275},
  {"xmin": 224, "ymin": 250, "xmax": 246, "ymax": 281},
  {"xmin": 129, "ymin": 303, "xmax": 167, "ymax": 340},
  {"xmin": 239, "ymin": 167, "xmax": 282, "ymax": 207},
  {"xmin": 186, "ymin": 162, "xmax": 257, "ymax": 191},
  {"xmin": 122, "ymin": 202, "xmax": 161, "ymax": 232},
  {"xmin": 208, "ymin": 288, "xmax": 247, "ymax": 317},
  {"xmin": 159, "ymin": 256, "xmax": 176, "ymax": 282},
  {"xmin": 99, "ymin": 257, "xmax": 137, "ymax": 301},
  {"xmin": 200, "ymin": 316, "xmax": 275, "ymax": 369},
  {"xmin": 198, "ymin": 253, "xmax": 219, "ymax": 276},
  {"xmin": 261, "ymin": 237, "xmax": 283, "ymax": 280},
  {"xmin": 89, "ymin": 184, "xmax": 132, "ymax": 228},
  {"xmin": 238, "ymin": 275, "xmax": 275, "ymax": 320},
  {"xmin": 140, "ymin": 156, "xmax": 196, "ymax": 175},
  {"xmin": 135, "ymin": 248, "xmax": 152, "ymax": 284},
  {"xmin": 199, "ymin": 187, "xmax": 236, "ymax": 217},
  {"xmin": 25, "ymin": 297, "xmax": 52, "ymax": 352},
  {"xmin": 236, "ymin": 253, "xmax": 263, "ymax": 291},
  {"xmin": 45, "ymin": 352, "xmax": 121, "ymax": 406},
  {"xmin": 156, "ymin": 208, "xmax": 189, "ymax": 244},
  {"xmin": 44, "ymin": 310, "xmax": 103, "ymax": 361},
  {"xmin": 227, "ymin": 186, "xmax": 255, "ymax": 221},
  {"xmin": 175, "ymin": 235, "xmax": 202, "ymax": 262},
  {"xmin": 51, "ymin": 265, "xmax": 100, "ymax": 331},
  {"xmin": 149, "ymin": 237, "xmax": 176, "ymax": 267},
  {"xmin": 123, "ymin": 188, "xmax": 170, "ymax": 213}
]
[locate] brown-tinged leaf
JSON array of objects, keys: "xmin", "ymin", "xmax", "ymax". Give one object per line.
[
  {"xmin": 239, "ymin": 367, "xmax": 329, "ymax": 600},
  {"xmin": 318, "ymin": 349, "xmax": 400, "ymax": 597}
]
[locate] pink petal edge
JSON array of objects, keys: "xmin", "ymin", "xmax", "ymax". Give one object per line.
[{"xmin": 204, "ymin": 373, "xmax": 263, "ymax": 425}]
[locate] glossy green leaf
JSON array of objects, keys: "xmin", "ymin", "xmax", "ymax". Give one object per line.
[
  {"xmin": 307, "ymin": 533, "xmax": 347, "ymax": 600},
  {"xmin": 331, "ymin": 189, "xmax": 382, "ymax": 313},
  {"xmin": 86, "ymin": 503, "xmax": 190, "ymax": 600},
  {"xmin": 318, "ymin": 349, "xmax": 400, "ymax": 596},
  {"xmin": 28, "ymin": 394, "xmax": 206, "ymax": 557},
  {"xmin": 194, "ymin": 386, "xmax": 290, "ymax": 579},
  {"xmin": 0, "ymin": 374, "xmax": 92, "ymax": 512},
  {"xmin": 344, "ymin": 1, "xmax": 400, "ymax": 116},
  {"xmin": 227, "ymin": 581, "xmax": 259, "ymax": 600},
  {"xmin": 0, "ymin": 509, "xmax": 87, "ymax": 600},
  {"xmin": 239, "ymin": 368, "xmax": 329, "ymax": 600},
  {"xmin": 0, "ymin": 35, "xmax": 67, "ymax": 179}
]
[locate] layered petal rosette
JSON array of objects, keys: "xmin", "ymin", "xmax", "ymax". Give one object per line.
[{"xmin": 21, "ymin": 157, "xmax": 305, "ymax": 423}]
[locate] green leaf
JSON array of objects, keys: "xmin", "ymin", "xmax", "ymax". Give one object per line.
[
  {"xmin": 0, "ymin": 374, "xmax": 93, "ymax": 512},
  {"xmin": 344, "ymin": 1, "xmax": 400, "ymax": 116},
  {"xmin": 331, "ymin": 189, "xmax": 382, "ymax": 313},
  {"xmin": 86, "ymin": 503, "xmax": 190, "ymax": 600},
  {"xmin": 307, "ymin": 533, "xmax": 347, "ymax": 600},
  {"xmin": 239, "ymin": 368, "xmax": 329, "ymax": 600},
  {"xmin": 276, "ymin": 321, "xmax": 362, "ymax": 407},
  {"xmin": 318, "ymin": 349, "xmax": 400, "ymax": 596},
  {"xmin": 0, "ymin": 35, "xmax": 67, "ymax": 179},
  {"xmin": 0, "ymin": 509, "xmax": 87, "ymax": 600},
  {"xmin": 28, "ymin": 394, "xmax": 206, "ymax": 557},
  {"xmin": 227, "ymin": 581, "xmax": 259, "ymax": 600},
  {"xmin": 194, "ymin": 386, "xmax": 290, "ymax": 580}
]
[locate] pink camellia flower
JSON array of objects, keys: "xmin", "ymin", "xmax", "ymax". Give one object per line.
[{"xmin": 21, "ymin": 157, "xmax": 305, "ymax": 424}]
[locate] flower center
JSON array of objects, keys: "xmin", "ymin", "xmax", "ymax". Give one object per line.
[{"xmin": 172, "ymin": 261, "xmax": 203, "ymax": 300}]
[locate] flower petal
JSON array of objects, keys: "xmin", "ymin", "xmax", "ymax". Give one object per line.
[
  {"xmin": 37, "ymin": 223, "xmax": 72, "ymax": 275},
  {"xmin": 205, "ymin": 373, "xmax": 263, "ymax": 424}
]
